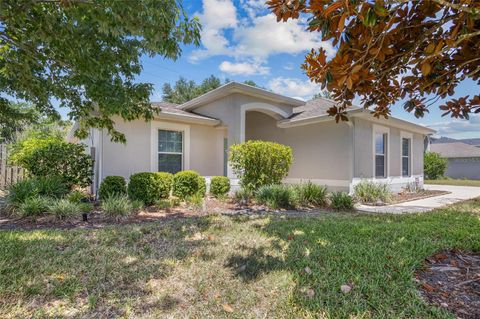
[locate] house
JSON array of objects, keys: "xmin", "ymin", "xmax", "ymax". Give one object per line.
[
  {"xmin": 71, "ymin": 82, "xmax": 435, "ymax": 194},
  {"xmin": 429, "ymin": 142, "xmax": 480, "ymax": 180}
]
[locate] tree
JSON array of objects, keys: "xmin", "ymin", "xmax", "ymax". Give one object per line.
[
  {"xmin": 0, "ymin": 0, "xmax": 201, "ymax": 142},
  {"xmin": 162, "ymin": 76, "xmax": 262, "ymax": 104},
  {"xmin": 312, "ymin": 90, "xmax": 333, "ymax": 100},
  {"xmin": 268, "ymin": 0, "xmax": 480, "ymax": 122},
  {"xmin": 0, "ymin": 102, "xmax": 41, "ymax": 143}
]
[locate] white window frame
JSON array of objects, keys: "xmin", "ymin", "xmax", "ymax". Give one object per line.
[
  {"xmin": 373, "ymin": 125, "xmax": 390, "ymax": 179},
  {"xmin": 400, "ymin": 131, "xmax": 413, "ymax": 177},
  {"xmin": 150, "ymin": 121, "xmax": 190, "ymax": 172}
]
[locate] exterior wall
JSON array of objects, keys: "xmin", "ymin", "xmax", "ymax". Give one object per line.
[
  {"xmin": 245, "ymin": 111, "xmax": 353, "ymax": 191},
  {"xmin": 93, "ymin": 116, "xmax": 224, "ymax": 193},
  {"xmin": 352, "ymin": 118, "xmax": 426, "ymax": 192},
  {"xmin": 445, "ymin": 158, "xmax": 480, "ymax": 180}
]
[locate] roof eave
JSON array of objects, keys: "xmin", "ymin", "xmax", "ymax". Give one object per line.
[
  {"xmin": 153, "ymin": 111, "xmax": 220, "ymax": 126},
  {"xmin": 277, "ymin": 109, "xmax": 363, "ymax": 128},
  {"xmin": 180, "ymin": 82, "xmax": 306, "ymax": 111}
]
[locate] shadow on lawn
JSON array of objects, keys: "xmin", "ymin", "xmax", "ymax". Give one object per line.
[
  {"xmin": 227, "ymin": 204, "xmax": 480, "ymax": 318},
  {"xmin": 0, "ymin": 217, "xmax": 213, "ymax": 317}
]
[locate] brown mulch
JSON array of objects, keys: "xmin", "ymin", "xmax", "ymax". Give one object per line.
[
  {"xmin": 392, "ymin": 190, "xmax": 450, "ymax": 204},
  {"xmin": 416, "ymin": 249, "xmax": 480, "ymax": 319}
]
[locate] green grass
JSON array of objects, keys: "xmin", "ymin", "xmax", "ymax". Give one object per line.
[
  {"xmin": 425, "ymin": 179, "xmax": 480, "ymax": 187},
  {"xmin": 1, "ymin": 200, "xmax": 480, "ymax": 318}
]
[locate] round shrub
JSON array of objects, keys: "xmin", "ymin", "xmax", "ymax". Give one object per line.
[
  {"xmin": 11, "ymin": 139, "xmax": 93, "ymax": 188},
  {"xmin": 98, "ymin": 176, "xmax": 127, "ymax": 199},
  {"xmin": 424, "ymin": 152, "xmax": 448, "ymax": 180},
  {"xmin": 127, "ymin": 172, "xmax": 172, "ymax": 204},
  {"xmin": 172, "ymin": 170, "xmax": 200, "ymax": 199},
  {"xmin": 210, "ymin": 176, "xmax": 230, "ymax": 198},
  {"xmin": 229, "ymin": 140, "xmax": 292, "ymax": 191}
]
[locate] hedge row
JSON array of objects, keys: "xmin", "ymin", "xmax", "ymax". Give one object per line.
[{"xmin": 99, "ymin": 171, "xmax": 230, "ymax": 204}]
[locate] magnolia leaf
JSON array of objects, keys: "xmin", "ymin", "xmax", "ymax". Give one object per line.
[{"xmin": 421, "ymin": 63, "xmax": 432, "ymax": 76}]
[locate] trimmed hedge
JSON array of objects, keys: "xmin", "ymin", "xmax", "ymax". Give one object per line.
[
  {"xmin": 173, "ymin": 170, "xmax": 200, "ymax": 199},
  {"xmin": 98, "ymin": 176, "xmax": 127, "ymax": 199},
  {"xmin": 127, "ymin": 172, "xmax": 172, "ymax": 204},
  {"xmin": 210, "ymin": 176, "xmax": 230, "ymax": 198}
]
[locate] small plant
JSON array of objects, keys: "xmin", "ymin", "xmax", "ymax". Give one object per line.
[
  {"xmin": 7, "ymin": 179, "xmax": 38, "ymax": 207},
  {"xmin": 155, "ymin": 198, "xmax": 172, "ymax": 209},
  {"xmin": 353, "ymin": 180, "xmax": 392, "ymax": 204},
  {"xmin": 234, "ymin": 187, "xmax": 253, "ymax": 203},
  {"xmin": 127, "ymin": 172, "xmax": 172, "ymax": 205},
  {"xmin": 424, "ymin": 152, "xmax": 448, "ymax": 180},
  {"xmin": 256, "ymin": 184, "xmax": 297, "ymax": 209},
  {"xmin": 34, "ymin": 175, "xmax": 69, "ymax": 198},
  {"xmin": 293, "ymin": 182, "xmax": 327, "ymax": 207},
  {"xmin": 66, "ymin": 190, "xmax": 89, "ymax": 203},
  {"xmin": 403, "ymin": 182, "xmax": 422, "ymax": 193},
  {"xmin": 98, "ymin": 176, "xmax": 126, "ymax": 199},
  {"xmin": 330, "ymin": 192, "xmax": 355, "ymax": 211},
  {"xmin": 17, "ymin": 196, "xmax": 52, "ymax": 217},
  {"xmin": 197, "ymin": 175, "xmax": 206, "ymax": 197},
  {"xmin": 210, "ymin": 176, "xmax": 230, "ymax": 198},
  {"xmin": 48, "ymin": 199, "xmax": 84, "ymax": 219},
  {"xmin": 229, "ymin": 140, "xmax": 293, "ymax": 191},
  {"xmin": 173, "ymin": 170, "xmax": 200, "ymax": 199},
  {"xmin": 101, "ymin": 195, "xmax": 142, "ymax": 220},
  {"xmin": 186, "ymin": 193, "xmax": 204, "ymax": 210}
]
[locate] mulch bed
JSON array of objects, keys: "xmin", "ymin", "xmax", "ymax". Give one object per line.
[
  {"xmin": 416, "ymin": 249, "xmax": 480, "ymax": 319},
  {"xmin": 392, "ymin": 190, "xmax": 450, "ymax": 204}
]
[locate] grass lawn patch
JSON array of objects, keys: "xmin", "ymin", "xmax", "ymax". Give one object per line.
[
  {"xmin": 1, "ymin": 199, "xmax": 480, "ymax": 318},
  {"xmin": 425, "ymin": 179, "xmax": 480, "ymax": 187}
]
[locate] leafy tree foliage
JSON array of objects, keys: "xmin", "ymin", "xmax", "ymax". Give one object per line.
[
  {"xmin": 268, "ymin": 0, "xmax": 480, "ymax": 121},
  {"xmin": 0, "ymin": 0, "xmax": 201, "ymax": 142},
  {"xmin": 162, "ymin": 75, "xmax": 262, "ymax": 104}
]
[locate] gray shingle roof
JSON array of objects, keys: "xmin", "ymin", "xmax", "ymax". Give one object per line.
[
  {"xmin": 461, "ymin": 138, "xmax": 480, "ymax": 147},
  {"xmin": 430, "ymin": 142, "xmax": 480, "ymax": 158},
  {"xmin": 288, "ymin": 97, "xmax": 360, "ymax": 121},
  {"xmin": 151, "ymin": 102, "xmax": 218, "ymax": 121}
]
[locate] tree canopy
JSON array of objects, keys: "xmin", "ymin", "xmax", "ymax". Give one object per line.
[
  {"xmin": 268, "ymin": 0, "xmax": 480, "ymax": 121},
  {"xmin": 162, "ymin": 75, "xmax": 261, "ymax": 104},
  {"xmin": 0, "ymin": 0, "xmax": 201, "ymax": 142}
]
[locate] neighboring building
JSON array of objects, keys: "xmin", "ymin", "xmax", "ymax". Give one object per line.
[
  {"xmin": 430, "ymin": 142, "xmax": 480, "ymax": 180},
  {"xmin": 461, "ymin": 138, "xmax": 480, "ymax": 148},
  {"xmin": 70, "ymin": 82, "xmax": 435, "ymax": 194}
]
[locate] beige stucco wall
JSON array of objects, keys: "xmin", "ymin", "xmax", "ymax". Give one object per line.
[
  {"xmin": 97, "ymin": 117, "xmax": 224, "ymax": 186},
  {"xmin": 245, "ymin": 111, "xmax": 353, "ymax": 183}
]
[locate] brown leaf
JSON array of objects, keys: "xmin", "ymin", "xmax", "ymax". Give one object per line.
[
  {"xmin": 422, "ymin": 283, "xmax": 435, "ymax": 292},
  {"xmin": 338, "ymin": 12, "xmax": 347, "ymax": 32},
  {"xmin": 324, "ymin": 2, "xmax": 342, "ymax": 17},
  {"xmin": 421, "ymin": 63, "xmax": 431, "ymax": 76},
  {"xmin": 351, "ymin": 64, "xmax": 362, "ymax": 73},
  {"xmin": 346, "ymin": 77, "xmax": 353, "ymax": 90},
  {"xmin": 222, "ymin": 304, "xmax": 234, "ymax": 313}
]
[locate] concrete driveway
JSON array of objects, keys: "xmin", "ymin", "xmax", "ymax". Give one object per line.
[{"xmin": 357, "ymin": 184, "xmax": 480, "ymax": 214}]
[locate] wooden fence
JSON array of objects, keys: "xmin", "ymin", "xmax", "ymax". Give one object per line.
[{"xmin": 0, "ymin": 144, "xmax": 25, "ymax": 190}]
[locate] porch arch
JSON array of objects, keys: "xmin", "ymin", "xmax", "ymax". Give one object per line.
[{"xmin": 239, "ymin": 102, "xmax": 290, "ymax": 142}]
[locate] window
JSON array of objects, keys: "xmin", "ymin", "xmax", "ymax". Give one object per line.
[
  {"xmin": 158, "ymin": 130, "xmax": 183, "ymax": 174},
  {"xmin": 402, "ymin": 138, "xmax": 411, "ymax": 177},
  {"xmin": 375, "ymin": 133, "xmax": 387, "ymax": 178}
]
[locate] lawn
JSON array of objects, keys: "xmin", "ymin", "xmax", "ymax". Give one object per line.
[
  {"xmin": 425, "ymin": 179, "xmax": 480, "ymax": 187},
  {"xmin": 1, "ymin": 200, "xmax": 480, "ymax": 318}
]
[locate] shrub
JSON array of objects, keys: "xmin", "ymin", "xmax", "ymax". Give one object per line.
[
  {"xmin": 17, "ymin": 196, "xmax": 52, "ymax": 217},
  {"xmin": 197, "ymin": 176, "xmax": 206, "ymax": 197},
  {"xmin": 11, "ymin": 138, "xmax": 93, "ymax": 187},
  {"xmin": 210, "ymin": 176, "xmax": 230, "ymax": 198},
  {"xmin": 330, "ymin": 192, "xmax": 354, "ymax": 211},
  {"xmin": 293, "ymin": 182, "xmax": 328, "ymax": 207},
  {"xmin": 98, "ymin": 176, "xmax": 126, "ymax": 199},
  {"xmin": 424, "ymin": 152, "xmax": 448, "ymax": 180},
  {"xmin": 353, "ymin": 180, "xmax": 392, "ymax": 204},
  {"xmin": 229, "ymin": 140, "xmax": 293, "ymax": 191},
  {"xmin": 256, "ymin": 184, "xmax": 297, "ymax": 209},
  {"xmin": 127, "ymin": 172, "xmax": 172, "ymax": 204},
  {"xmin": 101, "ymin": 195, "xmax": 142, "ymax": 220},
  {"xmin": 173, "ymin": 170, "xmax": 200, "ymax": 199},
  {"xmin": 48, "ymin": 199, "xmax": 85, "ymax": 219},
  {"xmin": 7, "ymin": 176, "xmax": 68, "ymax": 207}
]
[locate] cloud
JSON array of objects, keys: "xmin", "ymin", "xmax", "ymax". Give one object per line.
[
  {"xmin": 283, "ymin": 62, "xmax": 295, "ymax": 70},
  {"xmin": 427, "ymin": 114, "xmax": 480, "ymax": 137},
  {"xmin": 219, "ymin": 60, "xmax": 269, "ymax": 75},
  {"xmin": 190, "ymin": 0, "xmax": 334, "ymax": 71},
  {"xmin": 267, "ymin": 77, "xmax": 320, "ymax": 99}
]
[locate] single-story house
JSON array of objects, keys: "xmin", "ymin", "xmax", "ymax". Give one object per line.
[
  {"xmin": 71, "ymin": 82, "xmax": 435, "ymax": 194},
  {"xmin": 429, "ymin": 142, "xmax": 480, "ymax": 180}
]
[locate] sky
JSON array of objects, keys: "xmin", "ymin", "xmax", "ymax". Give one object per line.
[{"xmin": 89, "ymin": 0, "xmax": 480, "ymax": 139}]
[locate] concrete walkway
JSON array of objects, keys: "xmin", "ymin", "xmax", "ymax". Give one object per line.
[{"xmin": 357, "ymin": 184, "xmax": 480, "ymax": 214}]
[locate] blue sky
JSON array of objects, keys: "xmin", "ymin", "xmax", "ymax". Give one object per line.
[{"xmin": 81, "ymin": 0, "xmax": 480, "ymax": 139}]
